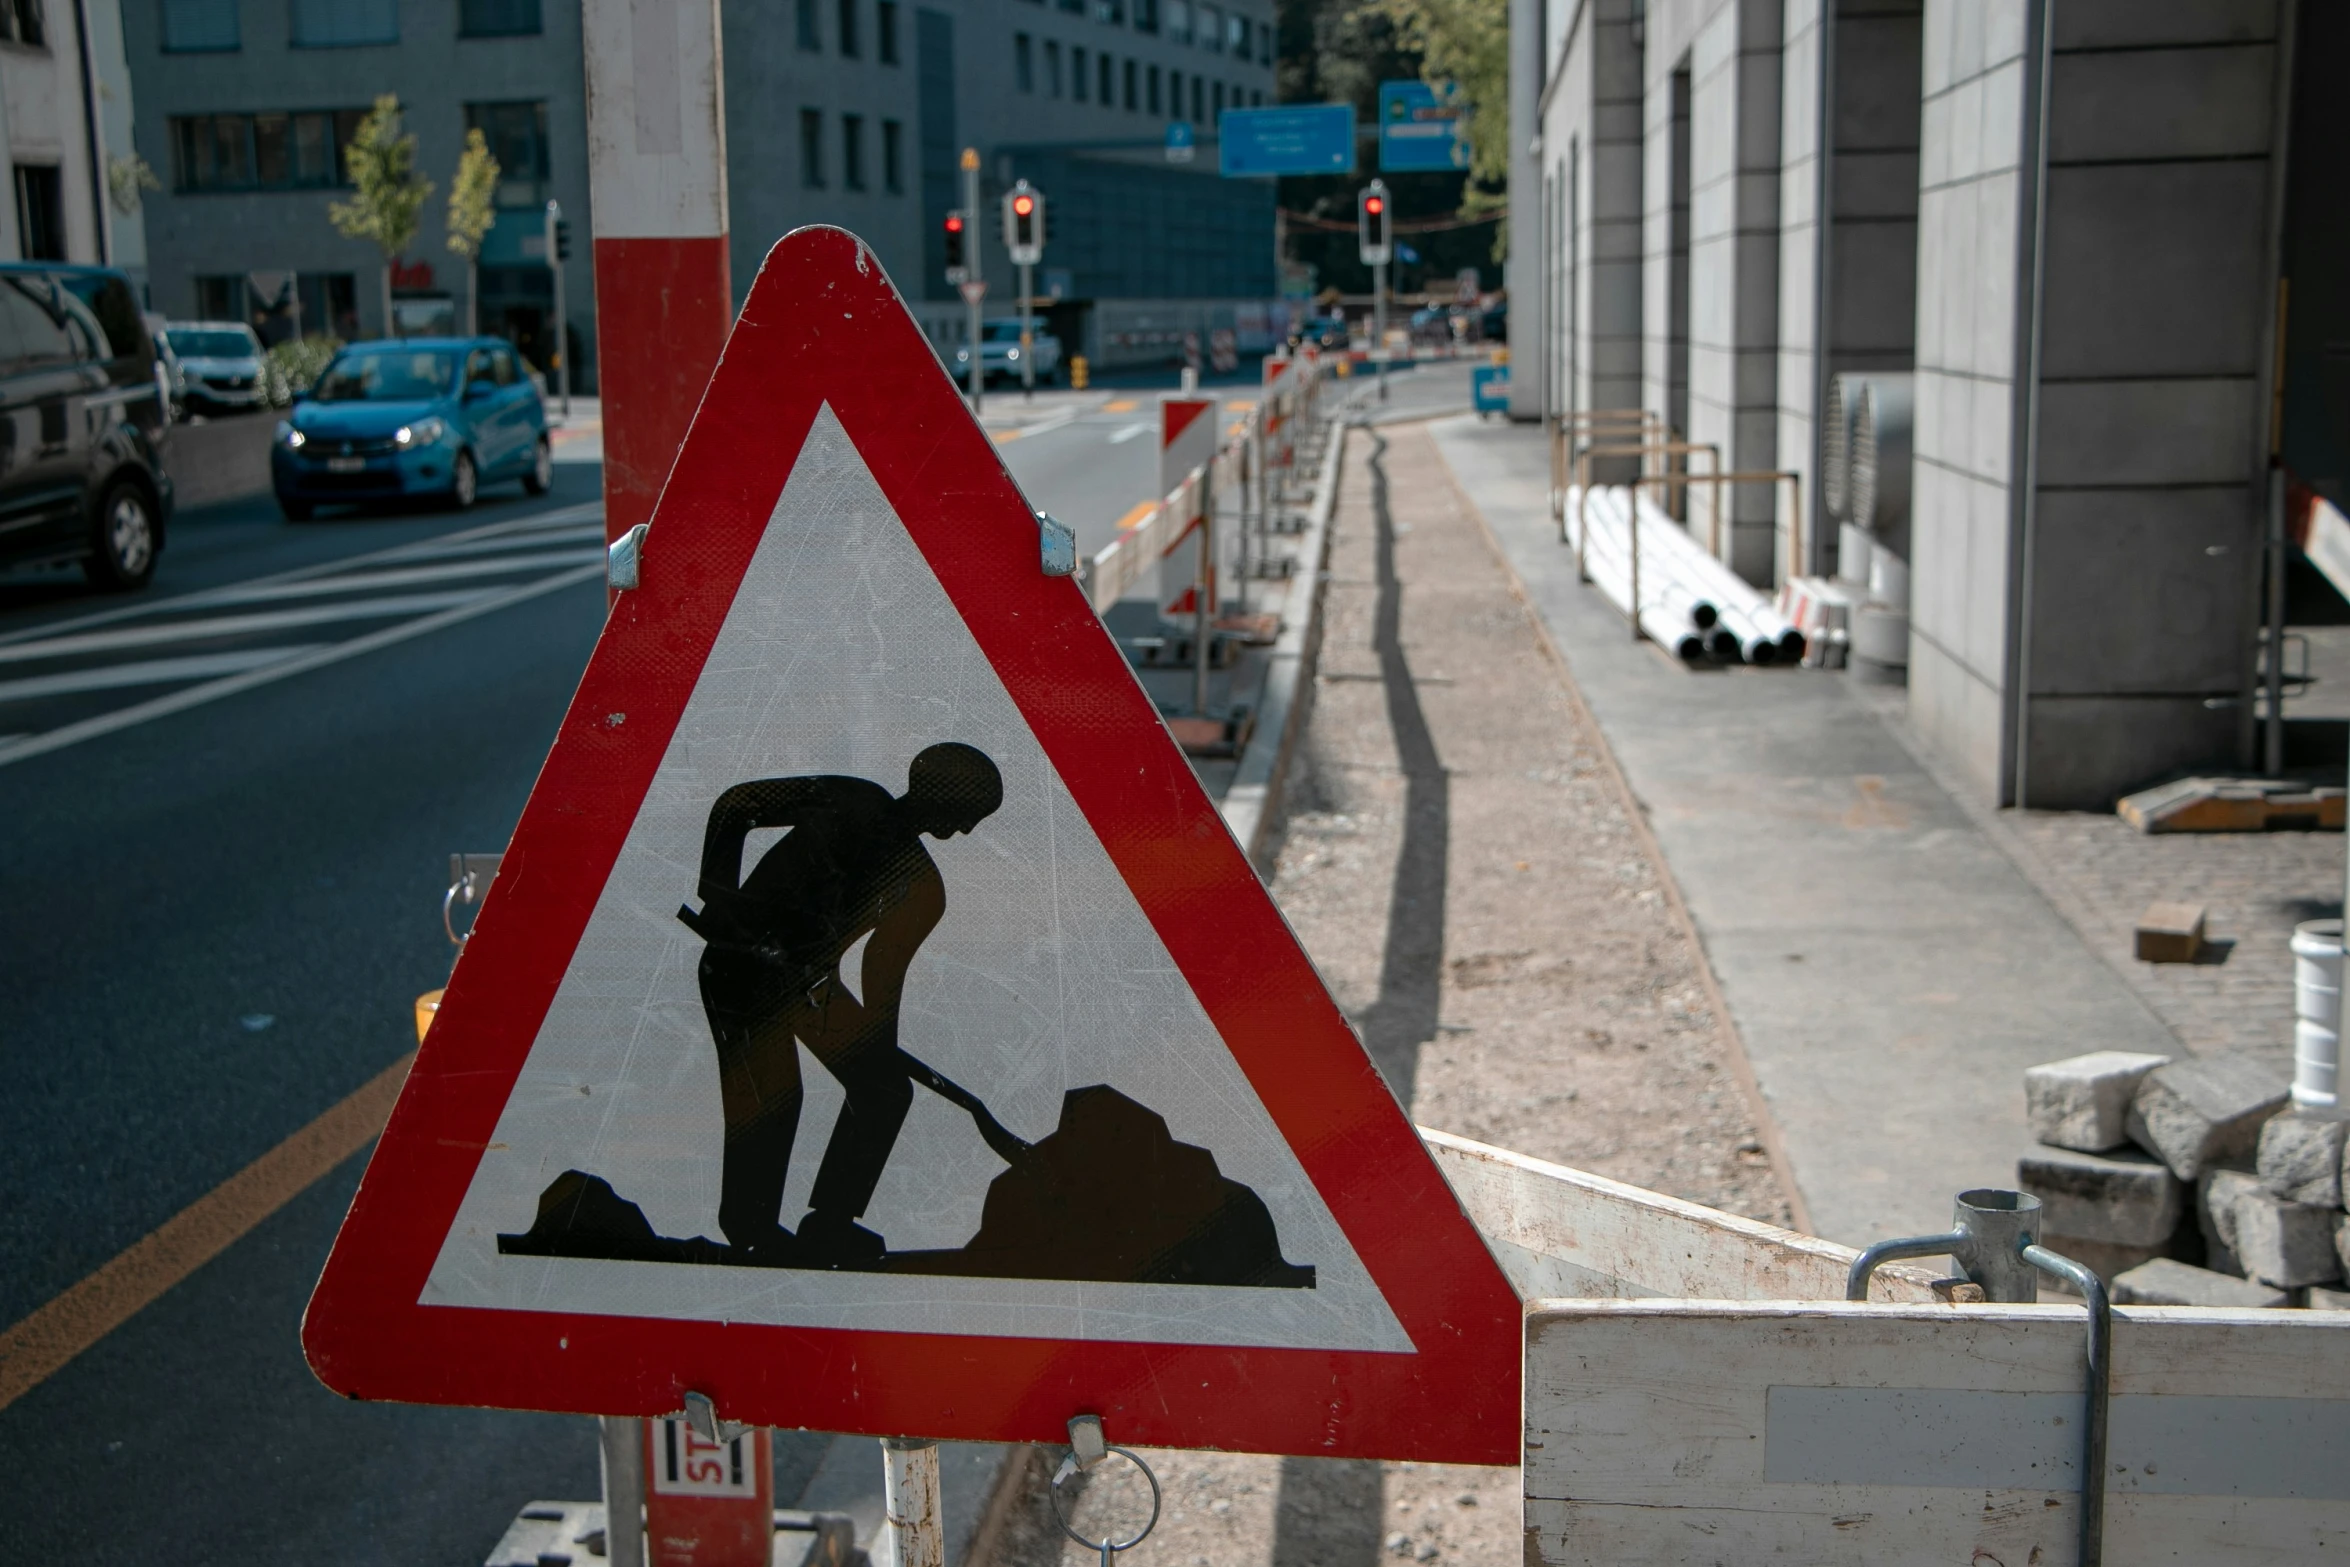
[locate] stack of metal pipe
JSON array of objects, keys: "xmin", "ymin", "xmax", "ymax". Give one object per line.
[{"xmin": 1568, "ymin": 486, "xmax": 1806, "ymax": 666}]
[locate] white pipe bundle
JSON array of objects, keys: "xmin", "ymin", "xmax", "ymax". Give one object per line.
[{"xmin": 1568, "ymin": 486, "xmax": 1808, "ymax": 665}]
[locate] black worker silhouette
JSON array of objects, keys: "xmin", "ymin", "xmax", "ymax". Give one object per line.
[{"xmin": 498, "ymin": 741, "xmax": 1315, "ymax": 1290}]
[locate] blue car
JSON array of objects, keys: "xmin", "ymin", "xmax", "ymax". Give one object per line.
[{"xmin": 271, "ymin": 337, "xmax": 551, "ymax": 520}]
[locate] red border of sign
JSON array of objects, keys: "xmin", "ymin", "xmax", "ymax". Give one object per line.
[{"xmin": 302, "ymin": 227, "xmax": 1519, "ymax": 1463}]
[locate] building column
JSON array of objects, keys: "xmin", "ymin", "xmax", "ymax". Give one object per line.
[{"xmin": 1507, "ymin": 0, "xmax": 1545, "ymax": 419}]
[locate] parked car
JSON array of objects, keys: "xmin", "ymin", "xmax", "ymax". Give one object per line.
[
  {"xmin": 271, "ymin": 337, "xmax": 552, "ymax": 520},
  {"xmin": 0, "ymin": 262, "xmax": 174, "ymax": 590},
  {"xmin": 158, "ymin": 320, "xmax": 272, "ymax": 414},
  {"xmin": 952, "ymin": 318, "xmax": 1062, "ymax": 385}
]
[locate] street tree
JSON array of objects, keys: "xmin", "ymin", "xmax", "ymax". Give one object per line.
[
  {"xmin": 446, "ymin": 129, "xmax": 502, "ymax": 335},
  {"xmin": 330, "ymin": 95, "xmax": 435, "ymax": 339},
  {"xmin": 1361, "ymin": 0, "xmax": 1508, "ymax": 235}
]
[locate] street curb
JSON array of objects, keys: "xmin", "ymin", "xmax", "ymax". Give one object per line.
[{"xmin": 1219, "ymin": 406, "xmax": 1351, "ymax": 872}]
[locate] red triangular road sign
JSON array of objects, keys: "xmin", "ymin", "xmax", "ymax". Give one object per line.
[{"xmin": 302, "ymin": 227, "xmax": 1518, "ymax": 1463}]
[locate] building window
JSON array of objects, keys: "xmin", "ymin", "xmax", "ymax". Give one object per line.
[
  {"xmin": 1212, "ymin": 81, "xmax": 1224, "ymax": 116},
  {"xmin": 1201, "ymin": 4, "xmax": 1223, "ymax": 51},
  {"xmin": 1124, "ymin": 58, "xmax": 1138, "ymax": 111},
  {"xmin": 842, "ymin": 113, "xmax": 866, "ymax": 189},
  {"xmin": 1072, "ymin": 45, "xmax": 1088, "ymax": 101},
  {"xmin": 464, "ymin": 101, "xmax": 551, "ymax": 208},
  {"xmin": 192, "ymin": 274, "xmax": 246, "ymax": 323},
  {"xmin": 11, "ymin": 165, "xmax": 63, "ymax": 260},
  {"xmin": 1258, "ymin": 21, "xmax": 1272, "ymax": 62},
  {"xmin": 796, "ymin": 0, "xmax": 820, "ymax": 51},
  {"xmin": 1058, "ymin": 0, "xmax": 1083, "ymax": 12},
  {"xmin": 878, "ymin": 0, "xmax": 899, "ymax": 63},
  {"xmin": 1045, "ymin": 39, "xmax": 1061, "ymax": 96},
  {"xmin": 1192, "ymin": 75, "xmax": 1204, "ymax": 121},
  {"xmin": 1134, "ymin": 0, "xmax": 1158, "ymax": 33},
  {"xmin": 882, "ymin": 118, "xmax": 903, "ymax": 193},
  {"xmin": 1105, "ymin": 54, "xmax": 1117, "ymax": 106},
  {"xmin": 291, "ymin": 0, "xmax": 397, "ymax": 47},
  {"xmin": 459, "ymin": 0, "xmax": 541, "ymax": 36},
  {"xmin": 1228, "ymin": 11, "xmax": 1247, "ymax": 56},
  {"xmin": 1094, "ymin": 0, "xmax": 1124, "ymax": 22},
  {"xmin": 168, "ymin": 110, "xmax": 365, "ymax": 193},
  {"xmin": 159, "ymin": 0, "xmax": 237, "ymax": 51},
  {"xmin": 1147, "ymin": 64, "xmax": 1160, "ymax": 114},
  {"xmin": 1165, "ymin": 0, "xmax": 1188, "ymax": 45},
  {"xmin": 800, "ymin": 108, "xmax": 825, "ymax": 186},
  {"xmin": 838, "ymin": 0, "xmax": 859, "ymax": 56},
  {"xmin": 1014, "ymin": 32, "xmax": 1032, "ymax": 92},
  {"xmin": 0, "ymin": 0, "xmax": 44, "ymax": 47}
]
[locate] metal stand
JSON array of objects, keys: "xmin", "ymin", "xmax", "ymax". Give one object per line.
[
  {"xmin": 1847, "ymin": 1188, "xmax": 2110, "ymax": 1567},
  {"xmin": 1373, "ymin": 258, "xmax": 1389, "ymax": 403},
  {"xmin": 962, "ymin": 150, "xmax": 984, "ymax": 416},
  {"xmin": 1019, "ymin": 261, "xmax": 1035, "ymax": 401},
  {"xmin": 1050, "ymin": 1416, "xmax": 1161, "ymax": 1567},
  {"xmin": 881, "ymin": 1438, "xmax": 942, "ymax": 1567},
  {"xmin": 1193, "ymin": 464, "xmax": 1214, "ymax": 717},
  {"xmin": 597, "ymin": 1416, "xmax": 646, "ymax": 1567}
]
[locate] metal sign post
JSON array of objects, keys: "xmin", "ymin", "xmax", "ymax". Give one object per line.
[
  {"xmin": 962, "ymin": 148, "xmax": 984, "ymax": 413},
  {"xmin": 544, "ymin": 200, "xmax": 571, "ymax": 418},
  {"xmin": 1358, "ymin": 181, "xmax": 1392, "ymax": 404},
  {"xmin": 1002, "ymin": 181, "xmax": 1045, "ymax": 402}
]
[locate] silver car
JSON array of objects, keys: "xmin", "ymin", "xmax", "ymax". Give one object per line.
[{"xmin": 159, "ymin": 320, "xmax": 272, "ymax": 413}]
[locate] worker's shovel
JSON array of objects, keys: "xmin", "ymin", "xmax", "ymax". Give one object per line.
[{"xmin": 893, "ymin": 1048, "xmax": 1033, "ymax": 1165}]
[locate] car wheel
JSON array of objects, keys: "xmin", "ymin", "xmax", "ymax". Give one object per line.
[
  {"xmin": 447, "ymin": 450, "xmax": 478, "ymax": 511},
  {"xmin": 521, "ymin": 435, "xmax": 553, "ymax": 495},
  {"xmin": 84, "ymin": 479, "xmax": 159, "ymax": 591},
  {"xmin": 279, "ymin": 495, "xmax": 315, "ymax": 522}
]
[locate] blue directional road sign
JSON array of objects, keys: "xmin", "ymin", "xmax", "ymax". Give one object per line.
[
  {"xmin": 1165, "ymin": 120, "xmax": 1197, "ymax": 164},
  {"xmin": 1218, "ymin": 103, "xmax": 1357, "ymax": 177},
  {"xmin": 1378, "ymin": 81, "xmax": 1470, "ymax": 172}
]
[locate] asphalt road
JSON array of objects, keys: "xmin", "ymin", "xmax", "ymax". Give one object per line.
[{"xmin": 0, "ymin": 381, "xmax": 1209, "ymax": 1564}]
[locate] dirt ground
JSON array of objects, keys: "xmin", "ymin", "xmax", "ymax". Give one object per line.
[{"xmin": 987, "ymin": 420, "xmax": 1793, "ymax": 1567}]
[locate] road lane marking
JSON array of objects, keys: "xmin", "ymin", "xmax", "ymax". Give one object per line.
[
  {"xmin": 1102, "ymin": 399, "xmax": 1138, "ymax": 413},
  {"xmin": 988, "ymin": 407, "xmax": 1082, "ymax": 444},
  {"xmin": 1107, "ymin": 422, "xmax": 1151, "ymax": 444},
  {"xmin": 0, "ymin": 646, "xmax": 326, "ymax": 704},
  {"xmin": 1112, "ymin": 501, "xmax": 1157, "ymax": 534},
  {"xmin": 0, "ymin": 1051, "xmax": 415, "ymax": 1412},
  {"xmin": 0, "ymin": 500, "xmax": 605, "ymax": 650},
  {"xmin": 0, "ymin": 591, "xmax": 491, "ymax": 663},
  {"xmin": 0, "ymin": 560, "xmax": 605, "ymax": 770},
  {"xmin": 198, "ymin": 549, "xmax": 604, "ymax": 604}
]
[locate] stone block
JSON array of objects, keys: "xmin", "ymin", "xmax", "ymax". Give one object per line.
[
  {"xmin": 2338, "ymin": 1212, "xmax": 2350, "ymax": 1284},
  {"xmin": 2134, "ymin": 900, "xmax": 2206, "ymax": 963},
  {"xmin": 2196, "ymin": 1165, "xmax": 2259, "ymax": 1277},
  {"xmin": 2039, "ymin": 1233, "xmax": 2165, "ymax": 1288},
  {"xmin": 2128, "ymin": 1054, "xmax": 2289, "ymax": 1179},
  {"xmin": 2017, "ymin": 1146, "xmax": 2183, "ymax": 1246},
  {"xmin": 2025, "ymin": 1050, "xmax": 2170, "ymax": 1151},
  {"xmin": 2257, "ymin": 1112, "xmax": 2348, "ymax": 1207},
  {"xmin": 2309, "ymin": 1284, "xmax": 2350, "ymax": 1312},
  {"xmin": 2233, "ymin": 1191, "xmax": 2344, "ymax": 1289},
  {"xmin": 2111, "ymin": 1257, "xmax": 2290, "ymax": 1309}
]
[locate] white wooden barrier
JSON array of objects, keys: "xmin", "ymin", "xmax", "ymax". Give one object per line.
[{"xmin": 1525, "ymin": 1301, "xmax": 2350, "ymax": 1565}]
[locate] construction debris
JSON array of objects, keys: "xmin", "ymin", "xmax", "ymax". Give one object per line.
[
  {"xmin": 2116, "ymin": 776, "xmax": 2345, "ymax": 834},
  {"xmin": 2134, "ymin": 901, "xmax": 2208, "ymax": 964}
]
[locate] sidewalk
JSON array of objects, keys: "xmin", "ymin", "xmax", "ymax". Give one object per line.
[{"xmin": 1428, "ymin": 414, "xmax": 2186, "ymax": 1247}]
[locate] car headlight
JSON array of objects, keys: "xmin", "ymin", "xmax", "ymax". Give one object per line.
[
  {"xmin": 279, "ymin": 423, "xmax": 305, "ymax": 449},
  {"xmin": 1007, "ymin": 349, "xmax": 1020, "ymax": 361},
  {"xmin": 955, "ymin": 348, "xmax": 970, "ymax": 361},
  {"xmin": 395, "ymin": 417, "xmax": 447, "ymax": 449}
]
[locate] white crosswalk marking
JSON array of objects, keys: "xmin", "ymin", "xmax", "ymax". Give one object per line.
[
  {"xmin": 0, "ymin": 499, "xmax": 609, "ymax": 769},
  {"xmin": 1107, "ymin": 422, "xmax": 1152, "ymax": 444}
]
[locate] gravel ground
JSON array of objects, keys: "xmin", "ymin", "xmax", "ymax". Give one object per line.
[{"xmin": 988, "ymin": 420, "xmax": 1792, "ymax": 1567}]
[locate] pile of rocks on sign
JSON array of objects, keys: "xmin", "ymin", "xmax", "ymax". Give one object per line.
[{"xmin": 2016, "ymin": 1051, "xmax": 2350, "ymax": 1309}]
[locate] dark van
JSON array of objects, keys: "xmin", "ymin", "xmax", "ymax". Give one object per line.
[{"xmin": 0, "ymin": 263, "xmax": 174, "ymax": 590}]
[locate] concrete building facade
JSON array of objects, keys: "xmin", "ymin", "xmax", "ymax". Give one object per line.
[
  {"xmin": 121, "ymin": 0, "xmax": 1278, "ymax": 389},
  {"xmin": 1517, "ymin": 0, "xmax": 2313, "ymax": 810},
  {"xmin": 3, "ymin": 0, "xmax": 146, "ymax": 274}
]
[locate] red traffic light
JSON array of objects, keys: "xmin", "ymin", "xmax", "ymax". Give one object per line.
[
  {"xmin": 1365, "ymin": 196, "xmax": 1384, "ymax": 215},
  {"xmin": 1013, "ymin": 195, "xmax": 1035, "ymax": 217},
  {"xmin": 945, "ymin": 213, "xmax": 965, "ymax": 232}
]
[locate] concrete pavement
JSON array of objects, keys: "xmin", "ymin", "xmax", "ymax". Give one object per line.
[{"xmin": 1428, "ymin": 414, "xmax": 2180, "ymax": 1247}]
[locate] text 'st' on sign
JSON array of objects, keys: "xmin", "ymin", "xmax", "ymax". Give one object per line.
[{"xmin": 301, "ymin": 226, "xmax": 1519, "ymax": 1464}]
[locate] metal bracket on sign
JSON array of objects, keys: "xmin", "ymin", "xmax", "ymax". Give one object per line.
[
  {"xmin": 1050, "ymin": 1414, "xmax": 1160, "ymax": 1565},
  {"xmin": 1039, "ymin": 511, "xmax": 1077, "ymax": 577},
  {"xmin": 680, "ymin": 1390, "xmax": 750, "ymax": 1446},
  {"xmin": 443, "ymin": 852, "xmax": 503, "ymax": 947},
  {"xmin": 608, "ymin": 523, "xmax": 649, "ymax": 590}
]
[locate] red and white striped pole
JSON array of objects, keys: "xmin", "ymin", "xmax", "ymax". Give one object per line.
[{"xmin": 582, "ymin": 0, "xmax": 733, "ymax": 550}]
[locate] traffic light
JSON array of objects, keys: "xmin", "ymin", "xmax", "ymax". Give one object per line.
[
  {"xmin": 1002, "ymin": 181, "xmax": 1045, "ymax": 266},
  {"xmin": 943, "ymin": 210, "xmax": 967, "ymax": 280},
  {"xmin": 1357, "ymin": 181, "xmax": 1392, "ymax": 268},
  {"xmin": 554, "ymin": 219, "xmax": 572, "ymax": 262}
]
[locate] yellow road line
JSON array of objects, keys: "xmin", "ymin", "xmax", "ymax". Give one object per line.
[
  {"xmin": 991, "ymin": 428, "xmax": 1024, "ymax": 444},
  {"xmin": 0, "ymin": 1051, "xmax": 415, "ymax": 1411},
  {"xmin": 1103, "ymin": 399, "xmax": 1138, "ymax": 413},
  {"xmin": 1112, "ymin": 500, "xmax": 1157, "ymax": 534}
]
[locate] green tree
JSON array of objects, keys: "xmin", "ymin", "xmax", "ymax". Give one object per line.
[
  {"xmin": 329, "ymin": 96, "xmax": 435, "ymax": 338},
  {"xmin": 1363, "ymin": 0, "xmax": 1509, "ymax": 232},
  {"xmin": 445, "ymin": 128, "xmax": 502, "ymax": 335}
]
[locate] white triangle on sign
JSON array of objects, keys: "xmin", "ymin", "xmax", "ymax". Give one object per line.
[{"xmin": 421, "ymin": 406, "xmax": 1409, "ymax": 1354}]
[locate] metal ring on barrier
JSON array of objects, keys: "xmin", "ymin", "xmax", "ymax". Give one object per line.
[{"xmin": 1048, "ymin": 1444, "xmax": 1162, "ymax": 1563}]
